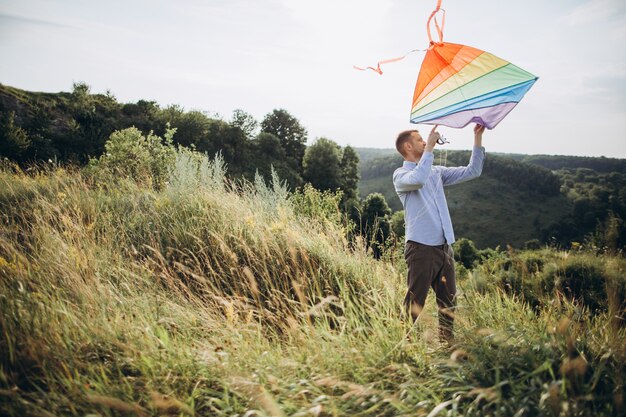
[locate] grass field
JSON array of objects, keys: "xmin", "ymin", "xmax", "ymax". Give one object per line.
[{"xmin": 1, "ymin": 153, "xmax": 624, "ymax": 416}]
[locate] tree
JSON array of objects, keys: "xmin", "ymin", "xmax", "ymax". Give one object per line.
[
  {"xmin": 390, "ymin": 210, "xmax": 405, "ymax": 238},
  {"xmin": 251, "ymin": 132, "xmax": 302, "ymax": 188},
  {"xmin": 257, "ymin": 132, "xmax": 285, "ymax": 159},
  {"xmin": 67, "ymin": 81, "xmax": 121, "ymax": 162},
  {"xmin": 303, "ymin": 137, "xmax": 342, "ymax": 192},
  {"xmin": 361, "ymin": 193, "xmax": 392, "ymax": 258},
  {"xmin": 0, "ymin": 111, "xmax": 30, "ymax": 160},
  {"xmin": 72, "ymin": 81, "xmax": 91, "ymax": 97},
  {"xmin": 122, "ymin": 100, "xmax": 165, "ymax": 136},
  {"xmin": 23, "ymin": 99, "xmax": 60, "ymax": 161},
  {"xmin": 260, "ymin": 109, "xmax": 307, "ymax": 174},
  {"xmin": 161, "ymin": 106, "xmax": 212, "ymax": 149},
  {"xmin": 362, "ymin": 193, "xmax": 392, "ymax": 225},
  {"xmin": 204, "ymin": 120, "xmax": 248, "ymax": 175},
  {"xmin": 340, "ymin": 145, "xmax": 360, "ymax": 205},
  {"xmin": 230, "ymin": 109, "xmax": 258, "ymax": 139},
  {"xmin": 453, "ymin": 238, "xmax": 479, "ymax": 269}
]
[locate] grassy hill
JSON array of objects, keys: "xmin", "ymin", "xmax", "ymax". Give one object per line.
[
  {"xmin": 1, "ymin": 141, "xmax": 624, "ymax": 416},
  {"xmin": 356, "ymin": 150, "xmax": 571, "ymax": 248}
]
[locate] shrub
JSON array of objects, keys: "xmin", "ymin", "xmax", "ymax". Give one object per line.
[
  {"xmin": 496, "ymin": 269, "xmax": 541, "ymax": 310},
  {"xmin": 390, "ymin": 210, "xmax": 405, "ymax": 238},
  {"xmin": 85, "ymin": 126, "xmax": 176, "ymax": 188},
  {"xmin": 520, "ymin": 252, "xmax": 545, "ymax": 274},
  {"xmin": 454, "ymin": 238, "xmax": 480, "ymax": 269},
  {"xmin": 289, "ymin": 183, "xmax": 343, "ymax": 228},
  {"xmin": 477, "ymin": 246, "xmax": 502, "ymax": 263},
  {"xmin": 541, "ymin": 256, "xmax": 609, "ymax": 312},
  {"xmin": 524, "ymin": 239, "xmax": 542, "ymax": 250}
]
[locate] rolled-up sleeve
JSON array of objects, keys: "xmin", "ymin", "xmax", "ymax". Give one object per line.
[
  {"xmin": 393, "ymin": 152, "xmax": 434, "ymax": 193},
  {"xmin": 441, "ymin": 146, "xmax": 485, "ymax": 186}
]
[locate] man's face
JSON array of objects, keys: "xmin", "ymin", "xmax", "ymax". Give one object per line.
[{"xmin": 405, "ymin": 131, "xmax": 426, "ymax": 159}]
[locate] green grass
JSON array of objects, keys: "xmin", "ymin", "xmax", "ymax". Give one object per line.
[{"xmin": 0, "ymin": 155, "xmax": 624, "ymax": 416}]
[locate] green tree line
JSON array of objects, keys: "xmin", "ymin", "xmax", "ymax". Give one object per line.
[
  {"xmin": 542, "ymin": 168, "xmax": 626, "ymax": 251},
  {"xmin": 522, "ymin": 154, "xmax": 626, "ymax": 173},
  {"xmin": 1, "ymin": 82, "xmax": 401, "ymax": 255},
  {"xmin": 0, "ymin": 83, "xmax": 360, "ymax": 198}
]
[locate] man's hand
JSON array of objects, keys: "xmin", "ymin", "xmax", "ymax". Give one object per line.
[
  {"xmin": 474, "ymin": 124, "xmax": 485, "ymax": 147},
  {"xmin": 426, "ymin": 125, "xmax": 440, "ymax": 152}
]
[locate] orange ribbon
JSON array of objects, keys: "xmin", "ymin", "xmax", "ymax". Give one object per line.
[
  {"xmin": 353, "ymin": 50, "xmax": 421, "ymax": 75},
  {"xmin": 353, "ymin": 0, "xmax": 445, "ymax": 75},
  {"xmin": 427, "ymin": 0, "xmax": 446, "ymax": 44}
]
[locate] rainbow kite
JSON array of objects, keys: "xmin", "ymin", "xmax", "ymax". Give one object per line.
[{"xmin": 356, "ymin": 0, "xmax": 538, "ymax": 129}]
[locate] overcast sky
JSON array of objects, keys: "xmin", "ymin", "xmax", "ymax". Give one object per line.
[{"xmin": 1, "ymin": 0, "xmax": 625, "ymax": 157}]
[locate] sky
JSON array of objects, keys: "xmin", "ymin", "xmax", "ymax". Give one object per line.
[{"xmin": 1, "ymin": 0, "xmax": 625, "ymax": 157}]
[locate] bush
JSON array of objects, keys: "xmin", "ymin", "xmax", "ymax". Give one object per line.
[
  {"xmin": 496, "ymin": 269, "xmax": 542, "ymax": 310},
  {"xmin": 541, "ymin": 256, "xmax": 609, "ymax": 312},
  {"xmin": 85, "ymin": 126, "xmax": 176, "ymax": 188},
  {"xmin": 520, "ymin": 252, "xmax": 545, "ymax": 273},
  {"xmin": 390, "ymin": 210, "xmax": 405, "ymax": 239},
  {"xmin": 454, "ymin": 238, "xmax": 480, "ymax": 269},
  {"xmin": 524, "ymin": 239, "xmax": 542, "ymax": 250},
  {"xmin": 289, "ymin": 183, "xmax": 343, "ymax": 228}
]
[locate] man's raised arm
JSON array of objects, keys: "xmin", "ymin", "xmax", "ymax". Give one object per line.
[{"xmin": 441, "ymin": 124, "xmax": 486, "ymax": 186}]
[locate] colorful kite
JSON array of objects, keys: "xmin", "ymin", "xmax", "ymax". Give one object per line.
[{"xmin": 355, "ymin": 0, "xmax": 538, "ymax": 129}]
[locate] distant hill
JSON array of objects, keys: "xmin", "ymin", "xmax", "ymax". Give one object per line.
[
  {"xmin": 353, "ymin": 147, "xmax": 398, "ymax": 164},
  {"xmin": 355, "ymin": 149, "xmax": 568, "ymax": 248},
  {"xmin": 521, "ymin": 154, "xmax": 626, "ymax": 173},
  {"xmin": 355, "ymin": 147, "xmax": 625, "ymax": 249},
  {"xmin": 355, "ymin": 147, "xmax": 626, "ymax": 173}
]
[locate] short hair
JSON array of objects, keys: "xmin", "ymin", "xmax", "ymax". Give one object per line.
[{"xmin": 396, "ymin": 129, "xmax": 418, "ymax": 156}]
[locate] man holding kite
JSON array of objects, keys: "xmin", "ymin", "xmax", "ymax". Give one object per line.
[
  {"xmin": 354, "ymin": 0, "xmax": 535, "ymax": 344},
  {"xmin": 393, "ymin": 124, "xmax": 485, "ymax": 345}
]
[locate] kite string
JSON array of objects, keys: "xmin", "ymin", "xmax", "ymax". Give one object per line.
[{"xmin": 438, "ymin": 146, "xmax": 448, "ymax": 167}]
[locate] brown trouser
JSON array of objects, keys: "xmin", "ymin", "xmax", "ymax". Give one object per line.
[{"xmin": 403, "ymin": 240, "xmax": 456, "ymax": 342}]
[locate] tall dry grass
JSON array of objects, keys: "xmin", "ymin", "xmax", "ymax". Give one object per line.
[{"xmin": 0, "ymin": 152, "xmax": 624, "ymax": 416}]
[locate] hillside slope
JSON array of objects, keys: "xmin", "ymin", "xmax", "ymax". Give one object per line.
[
  {"xmin": 1, "ymin": 151, "xmax": 623, "ymax": 417},
  {"xmin": 357, "ymin": 150, "xmax": 570, "ymax": 248}
]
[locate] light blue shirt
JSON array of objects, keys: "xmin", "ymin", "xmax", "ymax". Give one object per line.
[{"xmin": 393, "ymin": 146, "xmax": 485, "ymax": 245}]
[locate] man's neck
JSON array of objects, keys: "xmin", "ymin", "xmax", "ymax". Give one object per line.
[{"xmin": 405, "ymin": 154, "xmax": 421, "ymax": 163}]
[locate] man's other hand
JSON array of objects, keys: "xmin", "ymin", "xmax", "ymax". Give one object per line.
[{"xmin": 474, "ymin": 124, "xmax": 485, "ymax": 147}]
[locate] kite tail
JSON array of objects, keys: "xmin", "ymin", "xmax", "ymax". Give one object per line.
[
  {"xmin": 427, "ymin": 0, "xmax": 446, "ymax": 44},
  {"xmin": 353, "ymin": 49, "xmax": 422, "ymax": 75}
]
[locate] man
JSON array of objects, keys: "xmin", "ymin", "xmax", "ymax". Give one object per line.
[{"xmin": 393, "ymin": 124, "xmax": 485, "ymax": 344}]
